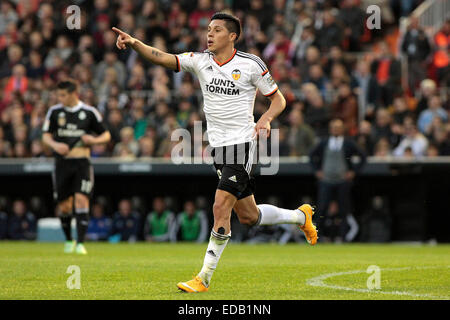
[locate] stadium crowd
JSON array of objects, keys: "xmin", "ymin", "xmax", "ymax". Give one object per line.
[
  {"xmin": 0, "ymin": 0, "xmax": 449, "ymax": 161},
  {"xmin": 0, "ymin": 0, "xmax": 449, "ymax": 243}
]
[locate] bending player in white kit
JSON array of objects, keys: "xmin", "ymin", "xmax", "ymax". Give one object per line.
[{"xmin": 113, "ymin": 12, "xmax": 318, "ymax": 293}]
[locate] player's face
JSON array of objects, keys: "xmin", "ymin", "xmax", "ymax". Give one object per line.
[
  {"xmin": 57, "ymin": 89, "xmax": 77, "ymax": 106},
  {"xmin": 207, "ymin": 20, "xmax": 235, "ymax": 53}
]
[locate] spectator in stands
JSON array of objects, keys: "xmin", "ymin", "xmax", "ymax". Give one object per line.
[
  {"xmin": 324, "ymin": 46, "xmax": 350, "ymax": 76},
  {"xmin": 303, "ymin": 83, "xmax": 330, "ymax": 138},
  {"xmin": 339, "ymin": 0, "xmax": 366, "ymax": 52},
  {"xmin": 417, "ymin": 95, "xmax": 448, "ymax": 135},
  {"xmin": 0, "ymin": 1, "xmax": 18, "ymax": 35},
  {"xmin": 355, "ymin": 120, "xmax": 376, "ymax": 156},
  {"xmin": 176, "ymin": 99, "xmax": 193, "ymax": 128},
  {"xmin": 110, "ymin": 199, "xmax": 140, "ymax": 242},
  {"xmin": 44, "ymin": 35, "xmax": 74, "ymax": 70},
  {"xmin": 392, "ymin": 96, "xmax": 413, "ymax": 125},
  {"xmin": 126, "ymin": 63, "xmax": 149, "ymax": 91},
  {"xmin": 97, "ymin": 67, "xmax": 120, "ymax": 104},
  {"xmin": 138, "ymin": 136, "xmax": 155, "ymax": 158},
  {"xmin": 328, "ymin": 62, "xmax": 358, "ymax": 93},
  {"xmin": 243, "ymin": 14, "xmax": 268, "ymax": 53},
  {"xmin": 129, "ymin": 100, "xmax": 148, "ymax": 140},
  {"xmin": 309, "ymin": 119, "xmax": 366, "ymax": 242},
  {"xmin": 353, "ymin": 59, "xmax": 379, "ymax": 119},
  {"xmin": 373, "ymin": 137, "xmax": 392, "ymax": 158},
  {"xmin": 373, "ymin": 108, "xmax": 400, "ymax": 148},
  {"xmin": 30, "ymin": 139, "xmax": 45, "ymax": 157},
  {"xmin": 7, "ymin": 199, "xmax": 36, "ymax": 240},
  {"xmin": 306, "ymin": 64, "xmax": 328, "ymax": 95},
  {"xmin": 315, "ymin": 9, "xmax": 342, "ymax": 53},
  {"xmin": 432, "ymin": 19, "xmax": 450, "ymax": 87},
  {"xmin": 292, "ymin": 26, "xmax": 315, "ymax": 66},
  {"xmin": 287, "ymin": 109, "xmax": 316, "ymax": 157},
  {"xmin": 189, "ymin": 0, "xmax": 214, "ymax": 30},
  {"xmin": 277, "ymin": 126, "xmax": 291, "ymax": 156},
  {"xmin": 86, "ymin": 202, "xmax": 111, "ymax": 241},
  {"xmin": 91, "ymin": 143, "xmax": 109, "ymax": 158},
  {"xmin": 248, "ymin": 0, "xmax": 273, "ymax": 32},
  {"xmin": 298, "ymin": 46, "xmax": 320, "ymax": 82},
  {"xmin": 332, "ymin": 82, "xmax": 359, "ymax": 136},
  {"xmin": 431, "ymin": 125, "xmax": 450, "ymax": 156},
  {"xmin": 144, "ymin": 197, "xmax": 175, "ymax": 242},
  {"xmin": 401, "ymin": 16, "xmax": 431, "ymax": 92},
  {"xmin": 26, "ymin": 51, "xmax": 46, "ymax": 79},
  {"xmin": 370, "ymin": 42, "xmax": 402, "ymax": 107},
  {"xmin": 426, "ymin": 143, "xmax": 440, "ymax": 157},
  {"xmin": 415, "ymin": 79, "xmax": 437, "ymax": 116},
  {"xmin": 262, "ymin": 28, "xmax": 293, "ymax": 67},
  {"xmin": 393, "ymin": 117, "xmax": 429, "ymax": 157},
  {"xmin": 173, "ymin": 200, "xmax": 208, "ymax": 243},
  {"xmin": 0, "ymin": 139, "xmax": 12, "ymax": 157},
  {"xmin": 106, "ymin": 108, "xmax": 124, "ymax": 145},
  {"xmin": 0, "ymin": 44, "xmax": 24, "ymax": 79},
  {"xmin": 113, "ymin": 126, "xmax": 139, "ymax": 157},
  {"xmin": 3, "ymin": 64, "xmax": 28, "ymax": 105}
]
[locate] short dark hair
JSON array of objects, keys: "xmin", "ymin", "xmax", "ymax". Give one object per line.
[
  {"xmin": 57, "ymin": 80, "xmax": 78, "ymax": 93},
  {"xmin": 211, "ymin": 12, "xmax": 241, "ymax": 42}
]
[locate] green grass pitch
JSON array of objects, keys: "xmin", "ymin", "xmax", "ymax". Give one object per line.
[{"xmin": 1, "ymin": 242, "xmax": 449, "ymax": 300}]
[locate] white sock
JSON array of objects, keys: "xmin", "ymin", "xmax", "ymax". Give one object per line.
[
  {"xmin": 197, "ymin": 229, "xmax": 231, "ymax": 287},
  {"xmin": 257, "ymin": 204, "xmax": 305, "ymax": 226}
]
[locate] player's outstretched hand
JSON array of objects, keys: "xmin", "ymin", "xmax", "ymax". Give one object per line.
[{"xmin": 112, "ymin": 27, "xmax": 136, "ymax": 50}]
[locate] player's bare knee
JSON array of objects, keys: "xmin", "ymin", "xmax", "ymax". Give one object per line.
[
  {"xmin": 237, "ymin": 210, "xmax": 258, "ymax": 226},
  {"xmin": 238, "ymin": 214, "xmax": 258, "ymax": 226}
]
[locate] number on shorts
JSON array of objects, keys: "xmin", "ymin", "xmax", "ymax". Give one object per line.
[{"xmin": 81, "ymin": 180, "xmax": 92, "ymax": 193}]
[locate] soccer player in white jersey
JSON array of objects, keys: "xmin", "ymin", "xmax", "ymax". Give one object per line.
[{"xmin": 113, "ymin": 12, "xmax": 318, "ymax": 293}]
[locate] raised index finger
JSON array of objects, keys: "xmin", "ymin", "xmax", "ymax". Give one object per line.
[{"xmin": 112, "ymin": 27, "xmax": 126, "ymax": 36}]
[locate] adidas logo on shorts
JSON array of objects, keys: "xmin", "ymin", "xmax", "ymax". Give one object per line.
[{"xmin": 228, "ymin": 175, "xmax": 237, "ymax": 182}]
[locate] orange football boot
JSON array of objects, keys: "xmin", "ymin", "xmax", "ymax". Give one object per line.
[
  {"xmin": 177, "ymin": 276, "xmax": 209, "ymax": 293},
  {"xmin": 298, "ymin": 204, "xmax": 318, "ymax": 245}
]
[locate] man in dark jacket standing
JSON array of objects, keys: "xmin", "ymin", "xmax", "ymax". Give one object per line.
[
  {"xmin": 309, "ymin": 119, "xmax": 366, "ymax": 242},
  {"xmin": 401, "ymin": 17, "xmax": 431, "ymax": 92}
]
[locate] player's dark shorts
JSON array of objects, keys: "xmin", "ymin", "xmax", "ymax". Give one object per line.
[
  {"xmin": 212, "ymin": 140, "xmax": 257, "ymax": 200},
  {"xmin": 52, "ymin": 158, "xmax": 94, "ymax": 202}
]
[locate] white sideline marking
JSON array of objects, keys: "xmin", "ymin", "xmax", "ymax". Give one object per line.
[{"xmin": 306, "ymin": 266, "xmax": 450, "ymax": 299}]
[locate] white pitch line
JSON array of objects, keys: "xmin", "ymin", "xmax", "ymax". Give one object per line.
[{"xmin": 306, "ymin": 266, "xmax": 450, "ymax": 300}]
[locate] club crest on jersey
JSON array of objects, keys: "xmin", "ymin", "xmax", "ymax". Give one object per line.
[
  {"xmin": 58, "ymin": 113, "xmax": 66, "ymax": 126},
  {"xmin": 78, "ymin": 111, "xmax": 86, "ymax": 120},
  {"xmin": 266, "ymin": 75, "xmax": 275, "ymax": 86},
  {"xmin": 231, "ymin": 69, "xmax": 241, "ymax": 81}
]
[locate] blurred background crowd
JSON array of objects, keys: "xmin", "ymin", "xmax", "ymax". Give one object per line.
[
  {"xmin": 0, "ymin": 195, "xmax": 318, "ymax": 244},
  {"xmin": 0, "ymin": 0, "xmax": 449, "ymax": 243},
  {"xmin": 0, "ymin": 0, "xmax": 449, "ymax": 160}
]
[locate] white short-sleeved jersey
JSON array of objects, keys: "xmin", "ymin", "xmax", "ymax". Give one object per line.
[{"xmin": 175, "ymin": 49, "xmax": 278, "ymax": 147}]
